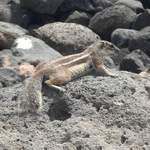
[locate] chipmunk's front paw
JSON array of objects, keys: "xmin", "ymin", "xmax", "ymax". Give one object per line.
[
  {"xmin": 48, "ymin": 84, "xmax": 66, "ymax": 92},
  {"xmin": 110, "ymin": 74, "xmax": 118, "ymax": 78},
  {"xmin": 57, "ymin": 87, "xmax": 66, "ymax": 96},
  {"xmin": 59, "ymin": 87, "xmax": 66, "ymax": 92}
]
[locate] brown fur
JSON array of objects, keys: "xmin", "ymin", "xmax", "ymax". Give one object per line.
[
  {"xmin": 139, "ymin": 68, "xmax": 150, "ymax": 78},
  {"xmin": 22, "ymin": 40, "xmax": 118, "ymax": 113}
]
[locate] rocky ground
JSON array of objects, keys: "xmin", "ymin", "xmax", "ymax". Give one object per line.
[{"xmin": 0, "ymin": 0, "xmax": 150, "ymax": 150}]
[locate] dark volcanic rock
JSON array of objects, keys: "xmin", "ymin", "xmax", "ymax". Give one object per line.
[
  {"xmin": 65, "ymin": 10, "xmax": 92, "ymax": 26},
  {"xmin": 60, "ymin": 72, "xmax": 150, "ymax": 131},
  {"xmin": 0, "ymin": 49, "xmax": 17, "ymax": 67},
  {"xmin": 0, "ymin": 68, "xmax": 21, "ymax": 87},
  {"xmin": 32, "ymin": 22, "xmax": 100, "ymax": 54},
  {"xmin": 140, "ymin": 0, "xmax": 150, "ymax": 9},
  {"xmin": 0, "ymin": 0, "xmax": 19, "ymax": 5},
  {"xmin": 0, "ymin": 1, "xmax": 31, "ymax": 28},
  {"xmin": 120, "ymin": 49, "xmax": 150, "ymax": 73},
  {"xmin": 109, "ymin": 0, "xmax": 118, "ymax": 3},
  {"xmin": 0, "ymin": 22, "xmax": 28, "ymax": 50},
  {"xmin": 28, "ymin": 14, "xmax": 55, "ymax": 27},
  {"xmin": 115, "ymin": 0, "xmax": 144, "ymax": 13},
  {"xmin": 0, "ymin": 71, "xmax": 150, "ymax": 149},
  {"xmin": 140, "ymin": 26, "xmax": 150, "ymax": 32},
  {"xmin": 58, "ymin": 0, "xmax": 113, "ymax": 13},
  {"xmin": 111, "ymin": 28, "xmax": 138, "ymax": 48},
  {"xmin": 132, "ymin": 9, "xmax": 150, "ymax": 30},
  {"xmin": 129, "ymin": 27, "xmax": 150, "ymax": 56},
  {"xmin": 11, "ymin": 35, "xmax": 62, "ymax": 65},
  {"xmin": 20, "ymin": 0, "xmax": 64, "ymax": 15},
  {"xmin": 89, "ymin": 5, "xmax": 137, "ymax": 39}
]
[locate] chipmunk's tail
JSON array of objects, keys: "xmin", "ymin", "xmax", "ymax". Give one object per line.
[{"xmin": 21, "ymin": 74, "xmax": 44, "ymax": 113}]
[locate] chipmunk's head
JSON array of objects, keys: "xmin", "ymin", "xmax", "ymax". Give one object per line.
[
  {"xmin": 88, "ymin": 40, "xmax": 120, "ymax": 58},
  {"xmin": 94, "ymin": 40, "xmax": 119, "ymax": 51}
]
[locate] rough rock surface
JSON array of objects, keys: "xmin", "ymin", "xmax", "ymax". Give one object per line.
[
  {"xmin": 140, "ymin": 26, "xmax": 150, "ymax": 32},
  {"xmin": 65, "ymin": 10, "xmax": 92, "ymax": 26},
  {"xmin": 120, "ymin": 49, "xmax": 150, "ymax": 73},
  {"xmin": 58, "ymin": 0, "xmax": 113, "ymax": 13},
  {"xmin": 0, "ymin": 49, "xmax": 17, "ymax": 67},
  {"xmin": 141, "ymin": 0, "xmax": 150, "ymax": 9},
  {"xmin": 0, "ymin": 71, "xmax": 150, "ymax": 149},
  {"xmin": 115, "ymin": 0, "xmax": 144, "ymax": 13},
  {"xmin": 89, "ymin": 5, "xmax": 137, "ymax": 39},
  {"xmin": 32, "ymin": 22, "xmax": 100, "ymax": 54},
  {"xmin": 129, "ymin": 27, "xmax": 150, "ymax": 56},
  {"xmin": 11, "ymin": 35, "xmax": 62, "ymax": 65},
  {"xmin": 132, "ymin": 9, "xmax": 150, "ymax": 30},
  {"xmin": 0, "ymin": 0, "xmax": 19, "ymax": 5},
  {"xmin": 0, "ymin": 68, "xmax": 21, "ymax": 88},
  {"xmin": 0, "ymin": 21, "xmax": 28, "ymax": 50},
  {"xmin": 111, "ymin": 28, "xmax": 138, "ymax": 48},
  {"xmin": 20, "ymin": 0, "xmax": 64, "ymax": 15},
  {"xmin": 0, "ymin": 1, "xmax": 31, "ymax": 28}
]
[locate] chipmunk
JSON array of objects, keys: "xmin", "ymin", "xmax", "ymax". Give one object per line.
[
  {"xmin": 139, "ymin": 68, "xmax": 150, "ymax": 78},
  {"xmin": 21, "ymin": 40, "xmax": 119, "ymax": 113}
]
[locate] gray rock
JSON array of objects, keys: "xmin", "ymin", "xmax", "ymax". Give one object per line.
[
  {"xmin": 132, "ymin": 9, "xmax": 150, "ymax": 30},
  {"xmin": 58, "ymin": 0, "xmax": 113, "ymax": 13},
  {"xmin": 0, "ymin": 68, "xmax": 21, "ymax": 87},
  {"xmin": 115, "ymin": 0, "xmax": 144, "ymax": 13},
  {"xmin": 120, "ymin": 49, "xmax": 150, "ymax": 73},
  {"xmin": 32, "ymin": 22, "xmax": 100, "ymax": 54},
  {"xmin": 141, "ymin": 0, "xmax": 150, "ymax": 9},
  {"xmin": 11, "ymin": 35, "xmax": 62, "ymax": 65},
  {"xmin": 0, "ymin": 49, "xmax": 17, "ymax": 67},
  {"xmin": 0, "ymin": 21, "xmax": 28, "ymax": 50},
  {"xmin": 141, "ymin": 26, "xmax": 150, "ymax": 32},
  {"xmin": 20, "ymin": 0, "xmax": 64, "ymax": 15},
  {"xmin": 65, "ymin": 10, "xmax": 92, "ymax": 26},
  {"xmin": 0, "ymin": 0, "xmax": 13, "ymax": 4},
  {"xmin": 129, "ymin": 27, "xmax": 150, "ymax": 56},
  {"xmin": 0, "ymin": 1, "xmax": 31, "ymax": 28},
  {"xmin": 89, "ymin": 5, "xmax": 137, "ymax": 39},
  {"xmin": 108, "ymin": 0, "xmax": 118, "ymax": 3},
  {"xmin": 0, "ymin": 71, "xmax": 150, "ymax": 149},
  {"xmin": 111, "ymin": 28, "xmax": 138, "ymax": 48},
  {"xmin": 58, "ymin": 72, "xmax": 150, "ymax": 132}
]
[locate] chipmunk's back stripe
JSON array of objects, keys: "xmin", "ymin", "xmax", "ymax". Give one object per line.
[
  {"xmin": 62, "ymin": 53, "xmax": 90, "ymax": 67},
  {"xmin": 53, "ymin": 50, "xmax": 86, "ymax": 64}
]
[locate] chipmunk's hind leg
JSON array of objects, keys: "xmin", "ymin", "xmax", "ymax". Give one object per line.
[{"xmin": 45, "ymin": 68, "xmax": 72, "ymax": 93}]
